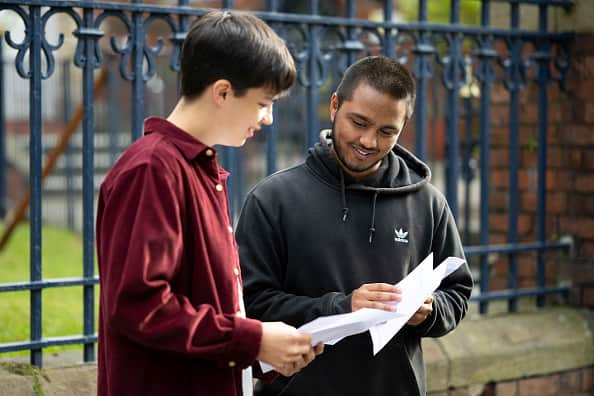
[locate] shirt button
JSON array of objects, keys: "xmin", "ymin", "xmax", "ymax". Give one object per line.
[
  {"xmin": 235, "ymin": 311, "xmax": 242, "ymax": 317},
  {"xmin": 205, "ymin": 149, "xmax": 213, "ymax": 157},
  {"xmin": 227, "ymin": 226, "xmax": 233, "ymax": 233},
  {"xmin": 228, "ymin": 361, "xmax": 236, "ymax": 368},
  {"xmin": 234, "ymin": 268, "xmax": 240, "ymax": 276},
  {"xmin": 215, "ymin": 184, "xmax": 223, "ymax": 192}
]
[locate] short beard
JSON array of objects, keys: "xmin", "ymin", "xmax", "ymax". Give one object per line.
[{"xmin": 330, "ymin": 119, "xmax": 381, "ymax": 174}]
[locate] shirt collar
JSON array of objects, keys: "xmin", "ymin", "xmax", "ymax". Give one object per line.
[{"xmin": 143, "ymin": 116, "xmax": 215, "ymax": 161}]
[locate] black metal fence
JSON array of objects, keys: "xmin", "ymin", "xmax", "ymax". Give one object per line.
[{"xmin": 0, "ymin": 0, "xmax": 575, "ymax": 366}]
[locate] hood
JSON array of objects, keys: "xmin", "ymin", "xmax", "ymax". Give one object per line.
[{"xmin": 306, "ymin": 129, "xmax": 431, "ymax": 244}]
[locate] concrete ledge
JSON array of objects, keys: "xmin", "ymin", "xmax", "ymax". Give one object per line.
[
  {"xmin": 1, "ymin": 307, "xmax": 593, "ymax": 395},
  {"xmin": 424, "ymin": 307, "xmax": 594, "ymax": 391}
]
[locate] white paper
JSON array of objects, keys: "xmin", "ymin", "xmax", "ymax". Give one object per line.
[
  {"xmin": 260, "ymin": 254, "xmax": 465, "ymax": 372},
  {"xmin": 369, "ymin": 255, "xmax": 465, "ymax": 355}
]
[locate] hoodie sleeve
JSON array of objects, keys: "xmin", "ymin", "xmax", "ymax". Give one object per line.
[
  {"xmin": 237, "ymin": 192, "xmax": 351, "ymax": 328},
  {"xmin": 412, "ymin": 199, "xmax": 474, "ymax": 338}
]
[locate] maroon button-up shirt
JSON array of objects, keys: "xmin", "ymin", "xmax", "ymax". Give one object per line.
[{"xmin": 96, "ymin": 117, "xmax": 262, "ymax": 396}]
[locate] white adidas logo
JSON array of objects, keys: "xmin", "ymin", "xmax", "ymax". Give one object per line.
[{"xmin": 394, "ymin": 228, "xmax": 409, "ymax": 244}]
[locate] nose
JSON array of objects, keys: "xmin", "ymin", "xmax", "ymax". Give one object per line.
[
  {"xmin": 359, "ymin": 128, "xmax": 377, "ymax": 149},
  {"xmin": 260, "ymin": 104, "xmax": 273, "ymax": 126}
]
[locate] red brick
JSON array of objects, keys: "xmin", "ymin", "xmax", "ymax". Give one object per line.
[
  {"xmin": 490, "ymin": 276, "xmax": 508, "ymax": 291},
  {"xmin": 557, "ymin": 171, "xmax": 575, "ymax": 191},
  {"xmin": 546, "ymin": 193, "xmax": 568, "ymax": 215},
  {"xmin": 490, "ymin": 126, "xmax": 511, "ymax": 145},
  {"xmin": 571, "ymin": 34, "xmax": 594, "ymax": 56},
  {"xmin": 518, "ymin": 375, "xmax": 560, "ymax": 396},
  {"xmin": 495, "ymin": 381, "xmax": 517, "ymax": 396},
  {"xmin": 564, "ymin": 124, "xmax": 594, "ymax": 145},
  {"xmin": 569, "ymin": 195, "xmax": 594, "ymax": 215},
  {"xmin": 581, "ymin": 368, "xmax": 593, "ymax": 391},
  {"xmin": 580, "ymin": 241, "xmax": 594, "ymax": 258},
  {"xmin": 520, "ymin": 148, "xmax": 537, "ymax": 167},
  {"xmin": 583, "ymin": 149, "xmax": 594, "ymax": 170},
  {"xmin": 520, "ymin": 192, "xmax": 537, "ymax": 213},
  {"xmin": 547, "ymin": 125, "xmax": 560, "ymax": 145},
  {"xmin": 489, "ymin": 233, "xmax": 507, "ymax": 245},
  {"xmin": 518, "ymin": 169, "xmax": 535, "ymax": 191},
  {"xmin": 559, "ymin": 370, "xmax": 582, "ymax": 392},
  {"xmin": 547, "ymin": 105, "xmax": 562, "ymax": 124},
  {"xmin": 560, "ymin": 218, "xmax": 594, "ymax": 239},
  {"xmin": 520, "ymin": 103, "xmax": 539, "ymax": 125},
  {"xmin": 547, "ymin": 85, "xmax": 560, "ymax": 102},
  {"xmin": 517, "ymin": 255, "xmax": 536, "ymax": 278},
  {"xmin": 491, "ymin": 85, "xmax": 510, "ymax": 105},
  {"xmin": 580, "ymin": 287, "xmax": 594, "ymax": 308},
  {"xmin": 547, "ymin": 147, "xmax": 563, "ymax": 168},
  {"xmin": 490, "ymin": 105, "xmax": 510, "ymax": 128},
  {"xmin": 573, "ymin": 264, "xmax": 594, "ymax": 284},
  {"xmin": 570, "ymin": 56, "xmax": 594, "ymax": 80},
  {"xmin": 491, "ymin": 170, "xmax": 509, "ymax": 189},
  {"xmin": 575, "ymin": 173, "xmax": 594, "ymax": 193},
  {"xmin": 571, "ymin": 80, "xmax": 594, "ymax": 101},
  {"xmin": 489, "ymin": 215, "xmax": 534, "ymax": 236},
  {"xmin": 490, "ymin": 214, "xmax": 508, "ymax": 233},
  {"xmin": 568, "ymin": 151, "xmax": 583, "ymax": 169},
  {"xmin": 574, "ymin": 101, "xmax": 594, "ymax": 124},
  {"xmin": 491, "ymin": 148, "xmax": 510, "ymax": 168},
  {"xmin": 560, "ymin": 100, "xmax": 575, "ymax": 123}
]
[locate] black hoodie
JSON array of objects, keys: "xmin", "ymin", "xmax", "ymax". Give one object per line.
[{"xmin": 236, "ymin": 131, "xmax": 473, "ymax": 396}]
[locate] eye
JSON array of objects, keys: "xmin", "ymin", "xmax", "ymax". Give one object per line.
[
  {"xmin": 379, "ymin": 129, "xmax": 398, "ymax": 137},
  {"xmin": 351, "ymin": 118, "xmax": 366, "ymax": 128}
]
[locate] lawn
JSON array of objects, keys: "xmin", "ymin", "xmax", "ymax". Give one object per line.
[{"xmin": 0, "ymin": 222, "xmax": 99, "ymax": 358}]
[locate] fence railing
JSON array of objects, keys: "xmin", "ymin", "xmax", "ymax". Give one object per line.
[{"xmin": 0, "ymin": 0, "xmax": 575, "ymax": 366}]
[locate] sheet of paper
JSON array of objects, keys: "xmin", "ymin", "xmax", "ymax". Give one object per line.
[
  {"xmin": 369, "ymin": 255, "xmax": 465, "ymax": 355},
  {"xmin": 260, "ymin": 254, "xmax": 466, "ymax": 372}
]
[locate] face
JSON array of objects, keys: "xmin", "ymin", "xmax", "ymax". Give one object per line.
[
  {"xmin": 330, "ymin": 83, "xmax": 408, "ymax": 180},
  {"xmin": 221, "ymin": 86, "xmax": 275, "ymax": 147}
]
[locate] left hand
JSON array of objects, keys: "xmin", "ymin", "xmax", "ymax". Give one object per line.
[{"xmin": 407, "ymin": 295, "xmax": 433, "ymax": 326}]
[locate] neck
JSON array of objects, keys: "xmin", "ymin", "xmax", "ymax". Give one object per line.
[{"xmin": 166, "ymin": 96, "xmax": 219, "ymax": 147}]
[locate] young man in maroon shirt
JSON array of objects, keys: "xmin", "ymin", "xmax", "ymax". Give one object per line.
[{"xmin": 95, "ymin": 11, "xmax": 323, "ymax": 396}]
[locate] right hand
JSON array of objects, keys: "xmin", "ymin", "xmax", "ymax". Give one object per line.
[
  {"xmin": 257, "ymin": 322, "xmax": 317, "ymax": 377},
  {"xmin": 351, "ymin": 283, "xmax": 401, "ymax": 312}
]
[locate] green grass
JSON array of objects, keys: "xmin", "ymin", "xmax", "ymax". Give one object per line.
[{"xmin": 0, "ymin": 222, "xmax": 99, "ymax": 358}]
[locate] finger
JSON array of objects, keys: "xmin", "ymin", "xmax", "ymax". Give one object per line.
[
  {"xmin": 302, "ymin": 349, "xmax": 316, "ymax": 365},
  {"xmin": 362, "ymin": 283, "xmax": 399, "ymax": 292},
  {"xmin": 313, "ymin": 342, "xmax": 324, "ymax": 355},
  {"xmin": 368, "ymin": 291, "xmax": 401, "ymax": 302},
  {"xmin": 360, "ymin": 301, "xmax": 397, "ymax": 312}
]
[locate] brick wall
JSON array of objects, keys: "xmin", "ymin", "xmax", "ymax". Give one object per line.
[
  {"xmin": 563, "ymin": 34, "xmax": 594, "ymax": 307},
  {"xmin": 427, "ymin": 367, "xmax": 594, "ymax": 396},
  {"xmin": 487, "ymin": 33, "xmax": 594, "ymax": 306}
]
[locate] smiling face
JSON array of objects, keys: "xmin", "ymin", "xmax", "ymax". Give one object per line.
[
  {"xmin": 220, "ymin": 86, "xmax": 275, "ymax": 147},
  {"xmin": 330, "ymin": 82, "xmax": 408, "ymax": 180}
]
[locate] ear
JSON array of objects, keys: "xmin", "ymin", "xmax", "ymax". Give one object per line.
[
  {"xmin": 330, "ymin": 92, "xmax": 339, "ymax": 122},
  {"xmin": 211, "ymin": 79, "xmax": 233, "ymax": 107}
]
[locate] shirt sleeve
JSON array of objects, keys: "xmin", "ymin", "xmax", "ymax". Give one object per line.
[
  {"xmin": 412, "ymin": 199, "xmax": 474, "ymax": 338},
  {"xmin": 236, "ymin": 192, "xmax": 351, "ymax": 328},
  {"xmin": 97, "ymin": 160, "xmax": 262, "ymax": 368}
]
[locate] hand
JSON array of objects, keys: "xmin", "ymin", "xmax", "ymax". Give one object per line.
[
  {"xmin": 257, "ymin": 322, "xmax": 316, "ymax": 376},
  {"xmin": 276, "ymin": 341, "xmax": 324, "ymax": 377},
  {"xmin": 351, "ymin": 283, "xmax": 401, "ymax": 312},
  {"xmin": 407, "ymin": 295, "xmax": 434, "ymax": 326}
]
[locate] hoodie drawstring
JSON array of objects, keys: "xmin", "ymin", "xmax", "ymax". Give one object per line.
[
  {"xmin": 368, "ymin": 192, "xmax": 379, "ymax": 244},
  {"xmin": 340, "ymin": 170, "xmax": 350, "ymax": 222}
]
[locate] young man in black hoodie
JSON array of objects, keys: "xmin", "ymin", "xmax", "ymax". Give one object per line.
[{"xmin": 236, "ymin": 56, "xmax": 473, "ymax": 396}]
